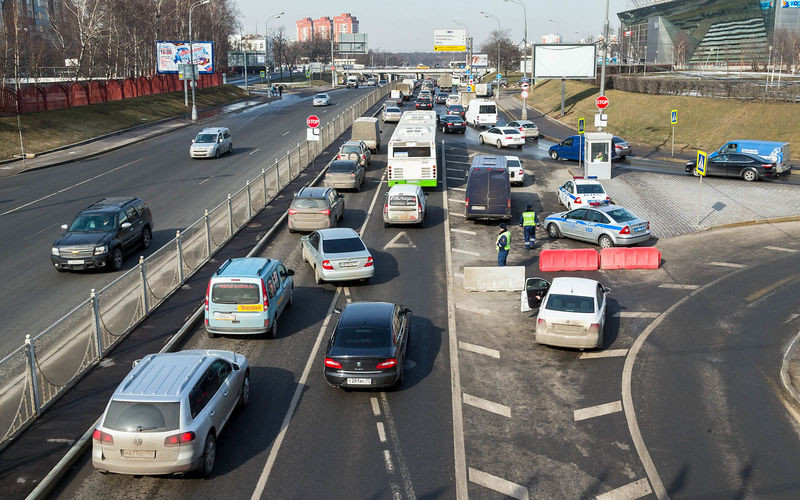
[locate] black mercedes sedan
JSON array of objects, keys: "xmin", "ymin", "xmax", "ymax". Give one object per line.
[
  {"xmin": 685, "ymin": 152, "xmax": 778, "ymax": 181},
  {"xmin": 440, "ymin": 115, "xmax": 466, "ymax": 134},
  {"xmin": 323, "ymin": 302, "xmax": 411, "ymax": 389}
]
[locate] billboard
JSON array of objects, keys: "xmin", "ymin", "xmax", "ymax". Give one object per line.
[
  {"xmin": 157, "ymin": 41, "xmax": 214, "ymax": 74},
  {"xmin": 338, "ymin": 33, "xmax": 368, "ymax": 54},
  {"xmin": 470, "ymin": 54, "xmax": 488, "ymax": 67},
  {"xmin": 533, "ymin": 44, "xmax": 596, "ymax": 79},
  {"xmin": 434, "ymin": 29, "xmax": 466, "ymax": 52}
]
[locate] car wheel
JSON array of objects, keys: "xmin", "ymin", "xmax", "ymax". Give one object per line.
[
  {"xmin": 206, "ymin": 326, "xmax": 217, "ymax": 339},
  {"xmin": 238, "ymin": 371, "xmax": 250, "ymax": 409},
  {"xmin": 692, "ymin": 167, "xmax": 700, "ymax": 177},
  {"xmin": 267, "ymin": 317, "xmax": 278, "ymax": 339},
  {"xmin": 200, "ymin": 433, "xmax": 216, "ymax": 477},
  {"xmin": 619, "ymin": 155, "xmax": 626, "ymax": 160},
  {"xmin": 479, "ymin": 135, "xmax": 484, "ymax": 144},
  {"xmin": 496, "ymin": 140, "xmax": 503, "ymax": 149},
  {"xmin": 517, "ymin": 145, "xmax": 523, "ymax": 149},
  {"xmin": 742, "ymin": 169, "xmax": 757, "ymax": 182},
  {"xmin": 384, "ymin": 222, "xmax": 390, "ymax": 228},
  {"xmin": 141, "ymin": 227, "xmax": 152, "ymax": 250},
  {"xmin": 547, "ymin": 223, "xmax": 561, "ymax": 239},
  {"xmin": 395, "ymin": 364, "xmax": 404, "ymax": 388},
  {"xmin": 315, "ymin": 267, "xmax": 323, "ymax": 284},
  {"xmin": 441, "ymin": 126, "xmax": 446, "ymax": 133},
  {"xmin": 550, "ymin": 150, "xmax": 559, "ymax": 160},
  {"xmin": 287, "ymin": 285, "xmax": 294, "ymax": 307},
  {"xmin": 288, "ymin": 227, "xmax": 296, "ymax": 234},
  {"xmin": 229, "ymin": 143, "xmax": 233, "ymax": 154},
  {"xmin": 214, "ymin": 148, "xmax": 220, "ymax": 159},
  {"xmin": 109, "ymin": 247, "xmax": 123, "ymax": 271},
  {"xmin": 598, "ymin": 235, "xmax": 614, "ymax": 248}
]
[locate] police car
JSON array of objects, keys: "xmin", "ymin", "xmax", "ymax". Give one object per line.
[
  {"xmin": 557, "ymin": 177, "xmax": 611, "ymax": 210},
  {"xmin": 544, "ymin": 204, "xmax": 651, "ymax": 248}
]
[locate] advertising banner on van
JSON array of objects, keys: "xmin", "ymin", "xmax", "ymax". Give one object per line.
[
  {"xmin": 434, "ymin": 29, "xmax": 467, "ymax": 52},
  {"xmin": 157, "ymin": 41, "xmax": 214, "ymax": 74}
]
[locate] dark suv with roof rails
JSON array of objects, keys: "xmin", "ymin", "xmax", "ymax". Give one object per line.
[{"xmin": 51, "ymin": 197, "xmax": 153, "ymax": 272}]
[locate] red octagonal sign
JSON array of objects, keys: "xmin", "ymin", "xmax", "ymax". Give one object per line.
[
  {"xmin": 307, "ymin": 115, "xmax": 320, "ymax": 128},
  {"xmin": 595, "ymin": 96, "xmax": 609, "ymax": 109}
]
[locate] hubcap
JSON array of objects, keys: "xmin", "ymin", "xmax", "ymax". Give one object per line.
[
  {"xmin": 242, "ymin": 377, "xmax": 250, "ymax": 405},
  {"xmin": 113, "ymin": 250, "xmax": 122, "ymax": 268},
  {"xmin": 205, "ymin": 438, "xmax": 215, "ymax": 472}
]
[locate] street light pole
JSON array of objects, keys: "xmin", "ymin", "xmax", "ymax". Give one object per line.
[
  {"xmin": 481, "ymin": 11, "xmax": 502, "ymax": 100},
  {"xmin": 504, "ymin": 0, "xmax": 529, "ymax": 119},
  {"xmin": 549, "ymin": 19, "xmax": 562, "ymax": 42},
  {"xmin": 453, "ymin": 20, "xmax": 471, "ymax": 77},
  {"xmin": 188, "ymin": 0, "xmax": 210, "ymax": 121},
  {"xmin": 266, "ymin": 11, "xmax": 284, "ymax": 95}
]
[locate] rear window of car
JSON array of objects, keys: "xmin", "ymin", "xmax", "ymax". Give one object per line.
[
  {"xmin": 605, "ymin": 208, "xmax": 637, "ymax": 223},
  {"xmin": 341, "ymin": 145, "xmax": 361, "ymax": 154},
  {"xmin": 291, "ymin": 198, "xmax": 326, "ymax": 209},
  {"xmin": 545, "ymin": 294, "xmax": 595, "ymax": 314},
  {"xmin": 507, "ymin": 159, "xmax": 521, "ymax": 168},
  {"xmin": 195, "ymin": 134, "xmax": 216, "ymax": 143},
  {"xmin": 479, "ymin": 105, "xmax": 496, "ymax": 114},
  {"xmin": 390, "ymin": 194, "xmax": 417, "ymax": 206},
  {"xmin": 328, "ymin": 161, "xmax": 357, "ymax": 173},
  {"xmin": 576, "ymin": 184, "xmax": 605, "ymax": 194},
  {"xmin": 322, "ymin": 237, "xmax": 366, "ymax": 253},
  {"xmin": 522, "ymin": 123, "xmax": 537, "ymax": 128},
  {"xmin": 333, "ymin": 327, "xmax": 392, "ymax": 348},
  {"xmin": 211, "ymin": 282, "xmax": 260, "ymax": 304},
  {"xmin": 503, "ymin": 129, "xmax": 521, "ymax": 135},
  {"xmin": 386, "ymin": 108, "xmax": 401, "ymax": 113},
  {"xmin": 103, "ymin": 401, "xmax": 180, "ymax": 432}
]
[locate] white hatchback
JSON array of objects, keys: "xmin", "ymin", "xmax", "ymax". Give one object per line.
[
  {"xmin": 446, "ymin": 94, "xmax": 459, "ymax": 107},
  {"xmin": 504, "ymin": 155, "xmax": 525, "ymax": 186},
  {"xmin": 479, "ymin": 127, "xmax": 525, "ymax": 149}
]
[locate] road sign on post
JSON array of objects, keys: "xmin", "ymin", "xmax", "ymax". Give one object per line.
[
  {"xmin": 307, "ymin": 115, "xmax": 320, "ymax": 128},
  {"xmin": 671, "ymin": 109, "xmax": 678, "ymax": 156},
  {"xmin": 696, "ymin": 150, "xmax": 707, "ymax": 227},
  {"xmin": 496, "ymin": 73, "xmax": 502, "ymax": 80},
  {"xmin": 578, "ymin": 118, "xmax": 585, "ymax": 134},
  {"xmin": 578, "ymin": 118, "xmax": 585, "ymax": 171},
  {"xmin": 521, "ymin": 91, "xmax": 528, "ymax": 98},
  {"xmin": 595, "ymin": 96, "xmax": 609, "ymax": 109},
  {"xmin": 521, "ymin": 82, "xmax": 529, "ymax": 90}
]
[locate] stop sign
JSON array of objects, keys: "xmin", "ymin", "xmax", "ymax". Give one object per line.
[
  {"xmin": 307, "ymin": 115, "xmax": 320, "ymax": 128},
  {"xmin": 595, "ymin": 95, "xmax": 609, "ymax": 109}
]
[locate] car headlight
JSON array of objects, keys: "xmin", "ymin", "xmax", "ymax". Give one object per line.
[
  {"xmin": 51, "ymin": 247, "xmax": 59, "ymax": 256},
  {"xmin": 94, "ymin": 246, "xmax": 107, "ymax": 255}
]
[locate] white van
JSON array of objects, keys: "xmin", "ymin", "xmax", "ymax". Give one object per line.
[
  {"xmin": 346, "ymin": 75, "xmax": 359, "ymax": 88},
  {"xmin": 465, "ymin": 99, "xmax": 498, "ymax": 128},
  {"xmin": 383, "ymin": 184, "xmax": 427, "ymax": 227}
]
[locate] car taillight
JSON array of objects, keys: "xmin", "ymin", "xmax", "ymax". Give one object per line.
[
  {"xmin": 93, "ymin": 429, "xmax": 114, "ymax": 444},
  {"xmin": 536, "ymin": 318, "xmax": 547, "ymax": 334},
  {"xmin": 588, "ymin": 323, "xmax": 600, "ymax": 333},
  {"xmin": 620, "ymin": 226, "xmax": 630, "ymax": 235},
  {"xmin": 417, "ymin": 203, "xmax": 423, "ymax": 213},
  {"xmin": 506, "ymin": 136, "xmax": 513, "ymax": 140},
  {"xmin": 164, "ymin": 431, "xmax": 195, "ymax": 447},
  {"xmin": 762, "ymin": 164, "xmax": 773, "ymax": 169},
  {"xmin": 324, "ymin": 358, "xmax": 342, "ymax": 369},
  {"xmin": 465, "ymin": 197, "xmax": 469, "ymax": 209},
  {"xmin": 606, "ymin": 196, "xmax": 611, "ymax": 202},
  {"xmin": 320, "ymin": 209, "xmax": 331, "ymax": 216},
  {"xmin": 261, "ymin": 279, "xmax": 270, "ymax": 308},
  {"xmin": 204, "ymin": 280, "xmax": 211, "ymax": 312},
  {"xmin": 384, "ymin": 202, "xmax": 388, "ymax": 214},
  {"xmin": 322, "ymin": 260, "xmax": 334, "ymax": 270},
  {"xmin": 337, "ymin": 154, "xmax": 341, "ymax": 159},
  {"xmin": 364, "ymin": 256, "xmax": 374, "ymax": 267},
  {"xmin": 519, "ymin": 127, "xmax": 524, "ymax": 132},
  {"xmin": 506, "ymin": 198, "xmax": 511, "ymax": 211},
  {"xmin": 288, "ymin": 208, "xmax": 297, "ymax": 215},
  {"xmin": 574, "ymin": 197, "xmax": 582, "ymax": 204},
  {"xmin": 646, "ymin": 222, "xmax": 650, "ymax": 230},
  {"xmin": 377, "ymin": 359, "xmax": 398, "ymax": 369}
]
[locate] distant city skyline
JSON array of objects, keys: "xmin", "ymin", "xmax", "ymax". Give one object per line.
[{"xmin": 236, "ymin": 0, "xmax": 629, "ymax": 51}]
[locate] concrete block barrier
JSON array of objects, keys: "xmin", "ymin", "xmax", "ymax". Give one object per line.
[
  {"xmin": 464, "ymin": 266, "xmax": 526, "ymax": 291},
  {"xmin": 600, "ymin": 247, "xmax": 661, "ymax": 270},
  {"xmin": 538, "ymin": 249, "xmax": 600, "ymax": 272}
]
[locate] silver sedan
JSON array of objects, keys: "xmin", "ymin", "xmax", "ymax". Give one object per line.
[
  {"xmin": 544, "ymin": 204, "xmax": 650, "ymax": 248},
  {"xmin": 313, "ymin": 93, "xmax": 331, "ymax": 106},
  {"xmin": 301, "ymin": 228, "xmax": 374, "ymax": 284}
]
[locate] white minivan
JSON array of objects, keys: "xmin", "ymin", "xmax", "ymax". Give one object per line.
[
  {"xmin": 465, "ymin": 99, "xmax": 498, "ymax": 128},
  {"xmin": 383, "ymin": 184, "xmax": 427, "ymax": 227}
]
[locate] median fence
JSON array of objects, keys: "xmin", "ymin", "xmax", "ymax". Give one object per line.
[{"xmin": 0, "ymin": 83, "xmax": 394, "ymax": 451}]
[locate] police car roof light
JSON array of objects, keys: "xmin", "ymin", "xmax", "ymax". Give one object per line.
[
  {"xmin": 572, "ymin": 176, "xmax": 584, "ymax": 179},
  {"xmin": 587, "ymin": 176, "xmax": 598, "ymax": 179}
]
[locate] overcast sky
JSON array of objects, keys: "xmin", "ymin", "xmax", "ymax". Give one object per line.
[{"xmin": 236, "ymin": 0, "xmax": 631, "ymax": 51}]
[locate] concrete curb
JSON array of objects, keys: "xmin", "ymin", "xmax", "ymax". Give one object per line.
[
  {"xmin": 25, "ymin": 90, "xmax": 387, "ymax": 500},
  {"xmin": 780, "ymin": 330, "xmax": 800, "ymax": 409}
]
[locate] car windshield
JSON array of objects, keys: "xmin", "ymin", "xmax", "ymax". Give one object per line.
[
  {"xmin": 314, "ymin": 94, "xmax": 327, "ymax": 99},
  {"xmin": 328, "ymin": 161, "xmax": 356, "ymax": 173},
  {"xmin": 322, "ymin": 237, "xmax": 366, "ymax": 254},
  {"xmin": 341, "ymin": 145, "xmax": 361, "ymax": 154},
  {"xmin": 291, "ymin": 198, "xmax": 327, "ymax": 209},
  {"xmin": 605, "ymin": 208, "xmax": 638, "ymax": 222},
  {"xmin": 103, "ymin": 401, "xmax": 180, "ymax": 432},
  {"xmin": 545, "ymin": 294, "xmax": 595, "ymax": 314},
  {"xmin": 507, "ymin": 159, "xmax": 521, "ymax": 168},
  {"xmin": 211, "ymin": 283, "xmax": 260, "ymax": 304},
  {"xmin": 333, "ymin": 326, "xmax": 392, "ymax": 349},
  {"xmin": 577, "ymin": 184, "xmax": 606, "ymax": 194},
  {"xmin": 195, "ymin": 134, "xmax": 217, "ymax": 143},
  {"xmin": 68, "ymin": 214, "xmax": 117, "ymax": 232}
]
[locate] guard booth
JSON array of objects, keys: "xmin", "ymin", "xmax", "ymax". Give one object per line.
[{"xmin": 584, "ymin": 132, "xmax": 613, "ymax": 179}]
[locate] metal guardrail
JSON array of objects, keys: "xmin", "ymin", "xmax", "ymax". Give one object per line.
[{"xmin": 0, "ymin": 83, "xmax": 394, "ymax": 451}]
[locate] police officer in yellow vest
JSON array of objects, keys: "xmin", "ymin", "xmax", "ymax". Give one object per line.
[
  {"xmin": 496, "ymin": 223, "xmax": 510, "ymax": 266},
  {"xmin": 519, "ymin": 204, "xmax": 537, "ymax": 251}
]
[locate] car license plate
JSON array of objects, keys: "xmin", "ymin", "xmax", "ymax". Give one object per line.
[
  {"xmin": 214, "ymin": 312, "xmax": 236, "ymax": 321},
  {"xmin": 340, "ymin": 261, "xmax": 358, "ymax": 268},
  {"xmin": 346, "ymin": 378, "xmax": 371, "ymax": 385},
  {"xmin": 634, "ymin": 226, "xmax": 644, "ymax": 232},
  {"xmin": 122, "ymin": 449, "xmax": 156, "ymax": 458},
  {"xmin": 237, "ymin": 304, "xmax": 263, "ymax": 312},
  {"xmin": 67, "ymin": 260, "xmax": 84, "ymax": 265},
  {"xmin": 471, "ymin": 205, "xmax": 485, "ymax": 210}
]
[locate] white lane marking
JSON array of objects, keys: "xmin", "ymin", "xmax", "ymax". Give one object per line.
[
  {"xmin": 765, "ymin": 246, "xmax": 798, "ymax": 253},
  {"xmin": 446, "ymin": 176, "xmax": 465, "ymax": 181},
  {"xmin": 580, "ymin": 349, "xmax": 629, "ymax": 359},
  {"xmin": 379, "ymin": 393, "xmax": 416, "ymax": 499},
  {"xmin": 250, "ymin": 289, "xmax": 341, "ymax": 500},
  {"xmin": 574, "ymin": 400, "xmax": 623, "ymax": 421},
  {"xmin": 710, "ymin": 261, "xmax": 745, "ymax": 268},
  {"xmin": 463, "ymin": 393, "xmax": 511, "ymax": 418},
  {"xmin": 46, "ymin": 438, "xmax": 74, "ymax": 444},
  {"xmin": 446, "ymin": 168, "xmax": 463, "ymax": 172},
  {"xmin": 376, "ymin": 422, "xmax": 387, "ymax": 443},
  {"xmin": 199, "ymin": 176, "xmax": 213, "ymax": 185},
  {"xmin": 1, "ymin": 158, "xmax": 143, "ymax": 217},
  {"xmin": 343, "ymin": 287, "xmax": 350, "ymax": 297},
  {"xmin": 448, "ymin": 198, "xmax": 464, "ymax": 204},
  {"xmin": 468, "ymin": 468, "xmax": 529, "ymax": 500},
  {"xmin": 596, "ymin": 478, "xmax": 653, "ymax": 500},
  {"xmin": 450, "ymin": 212, "xmax": 465, "ymax": 218},
  {"xmin": 371, "ymin": 397, "xmax": 381, "ymax": 416},
  {"xmin": 658, "ymin": 283, "xmax": 700, "ymax": 290},
  {"xmin": 451, "ymin": 228, "xmax": 476, "ymax": 235},
  {"xmin": 458, "ymin": 341, "xmax": 500, "ymax": 359},
  {"xmin": 449, "ymin": 187, "xmax": 466, "ymax": 192},
  {"xmin": 383, "ymin": 449, "xmax": 394, "ymax": 473},
  {"xmin": 390, "ymin": 483, "xmax": 403, "ymax": 499},
  {"xmin": 281, "ymin": 131, "xmax": 290, "ymax": 136},
  {"xmin": 248, "ymin": 147, "xmax": 261, "ymax": 155},
  {"xmin": 454, "ymin": 272, "xmax": 464, "ymax": 279},
  {"xmin": 383, "ymin": 231, "xmax": 416, "ymax": 250},
  {"xmin": 359, "ymin": 170, "xmax": 386, "ymax": 236},
  {"xmin": 346, "ymin": 298, "xmax": 352, "ymax": 303},
  {"xmin": 441, "ymin": 142, "xmax": 469, "ymax": 498},
  {"xmin": 452, "ymin": 248, "xmax": 480, "ymax": 257},
  {"xmin": 614, "ymin": 312, "xmax": 660, "ymax": 318}
]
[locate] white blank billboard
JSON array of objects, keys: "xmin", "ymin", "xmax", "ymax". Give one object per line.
[{"xmin": 533, "ymin": 44, "xmax": 596, "ymax": 79}]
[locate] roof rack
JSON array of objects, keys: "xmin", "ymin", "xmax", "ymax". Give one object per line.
[
  {"xmin": 215, "ymin": 259, "xmax": 232, "ymax": 275},
  {"xmin": 256, "ymin": 259, "xmax": 272, "ymax": 275}
]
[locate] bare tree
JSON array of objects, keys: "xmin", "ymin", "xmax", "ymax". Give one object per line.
[{"xmin": 480, "ymin": 30, "xmax": 519, "ymax": 76}]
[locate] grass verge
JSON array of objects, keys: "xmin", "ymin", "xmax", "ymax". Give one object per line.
[
  {"xmin": 0, "ymin": 85, "xmax": 250, "ymax": 160},
  {"xmin": 526, "ymin": 79, "xmax": 800, "ymax": 159}
]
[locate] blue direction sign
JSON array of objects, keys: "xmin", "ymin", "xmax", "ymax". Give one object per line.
[
  {"xmin": 496, "ymin": 73, "xmax": 502, "ymax": 80},
  {"xmin": 467, "ymin": 85, "xmax": 473, "ymax": 92},
  {"xmin": 670, "ymin": 109, "xmax": 678, "ymax": 125},
  {"xmin": 578, "ymin": 118, "xmax": 585, "ymax": 135},
  {"xmin": 465, "ymin": 69, "xmax": 471, "ymax": 75},
  {"xmin": 696, "ymin": 150, "xmax": 707, "ymax": 176}
]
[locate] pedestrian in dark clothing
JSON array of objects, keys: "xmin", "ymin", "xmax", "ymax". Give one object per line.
[
  {"xmin": 496, "ymin": 223, "xmax": 510, "ymax": 266},
  {"xmin": 519, "ymin": 204, "xmax": 538, "ymax": 251},
  {"xmin": 278, "ymin": 85, "xmax": 283, "ymax": 97}
]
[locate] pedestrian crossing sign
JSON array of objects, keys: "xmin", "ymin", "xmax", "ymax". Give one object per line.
[
  {"xmin": 578, "ymin": 118, "xmax": 585, "ymax": 135},
  {"xmin": 671, "ymin": 109, "xmax": 678, "ymax": 125},
  {"xmin": 696, "ymin": 150, "xmax": 707, "ymax": 176}
]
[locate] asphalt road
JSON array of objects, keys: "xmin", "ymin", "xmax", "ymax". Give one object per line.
[{"xmin": 0, "ymin": 86, "xmax": 373, "ymax": 359}]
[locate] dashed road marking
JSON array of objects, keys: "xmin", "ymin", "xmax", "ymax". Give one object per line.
[
  {"xmin": 574, "ymin": 400, "xmax": 623, "ymax": 421},
  {"xmin": 452, "ymin": 248, "xmax": 480, "ymax": 257},
  {"xmin": 248, "ymin": 148, "xmax": 261, "ymax": 155},
  {"xmin": 199, "ymin": 176, "xmax": 213, "ymax": 185},
  {"xmin": 459, "ymin": 341, "xmax": 500, "ymax": 359},
  {"xmin": 383, "ymin": 449, "xmax": 394, "ymax": 473},
  {"xmin": 580, "ymin": 349, "xmax": 629, "ymax": 359},
  {"xmin": 614, "ymin": 312, "xmax": 660, "ymax": 318},
  {"xmin": 371, "ymin": 397, "xmax": 381, "ymax": 416},
  {"xmin": 450, "ymin": 212, "xmax": 466, "ymax": 217},
  {"xmin": 765, "ymin": 246, "xmax": 798, "ymax": 253},
  {"xmin": 469, "ymin": 468, "xmax": 529, "ymax": 500},
  {"xmin": 596, "ymin": 478, "xmax": 653, "ymax": 500},
  {"xmin": 383, "ymin": 231, "xmax": 416, "ymax": 249},
  {"xmin": 379, "ymin": 393, "xmax": 416, "ymax": 499},
  {"xmin": 451, "ymin": 228, "xmax": 476, "ymax": 235},
  {"xmin": 710, "ymin": 261, "xmax": 745, "ymax": 268},
  {"xmin": 463, "ymin": 393, "xmax": 511, "ymax": 418},
  {"xmin": 343, "ymin": 287, "xmax": 351, "ymax": 297},
  {"xmin": 446, "ymin": 168, "xmax": 463, "ymax": 172},
  {"xmin": 376, "ymin": 422, "xmax": 387, "ymax": 443},
  {"xmin": 449, "ymin": 187, "xmax": 466, "ymax": 191},
  {"xmin": 281, "ymin": 131, "xmax": 290, "ymax": 136},
  {"xmin": 448, "ymin": 198, "xmax": 464, "ymax": 204},
  {"xmin": 446, "ymin": 176, "xmax": 465, "ymax": 181},
  {"xmin": 658, "ymin": 283, "xmax": 699, "ymax": 290}
]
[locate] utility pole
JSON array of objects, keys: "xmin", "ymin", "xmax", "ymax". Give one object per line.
[
  {"xmin": 242, "ymin": 32, "xmax": 249, "ymax": 95},
  {"xmin": 266, "ymin": 11, "xmax": 284, "ymax": 95},
  {"xmin": 504, "ymin": 0, "xmax": 528, "ymax": 119},
  {"xmin": 188, "ymin": 0, "xmax": 210, "ymax": 121}
]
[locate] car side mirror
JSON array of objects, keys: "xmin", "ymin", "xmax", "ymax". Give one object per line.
[
  {"xmin": 191, "ymin": 139, "xmax": 195, "ymax": 143},
  {"xmin": 232, "ymin": 363, "xmax": 241, "ymax": 371},
  {"xmin": 218, "ymin": 138, "xmax": 223, "ymax": 143},
  {"xmin": 132, "ymin": 358, "xmax": 141, "ymax": 368},
  {"xmin": 301, "ymin": 235, "xmax": 309, "ymax": 242},
  {"xmin": 403, "ymin": 308, "xmax": 412, "ymax": 315},
  {"xmin": 282, "ymin": 269, "xmax": 295, "ymax": 277},
  {"xmin": 333, "ymin": 307, "xmax": 342, "ymax": 314},
  {"xmin": 60, "ymin": 224, "xmax": 68, "ymax": 230},
  {"xmin": 121, "ymin": 222, "xmax": 132, "ymax": 229},
  {"xmin": 604, "ymin": 287, "xmax": 612, "ymax": 294}
]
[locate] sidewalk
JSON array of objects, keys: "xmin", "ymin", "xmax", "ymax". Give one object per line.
[{"xmin": 0, "ymin": 94, "xmax": 279, "ymax": 179}]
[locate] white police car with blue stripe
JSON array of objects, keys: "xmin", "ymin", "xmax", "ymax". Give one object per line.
[
  {"xmin": 557, "ymin": 177, "xmax": 611, "ymax": 210},
  {"xmin": 545, "ymin": 204, "xmax": 651, "ymax": 248}
]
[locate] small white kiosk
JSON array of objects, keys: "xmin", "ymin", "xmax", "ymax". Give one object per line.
[{"xmin": 584, "ymin": 132, "xmax": 613, "ymax": 179}]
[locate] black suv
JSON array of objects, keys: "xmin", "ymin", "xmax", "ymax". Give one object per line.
[{"xmin": 51, "ymin": 197, "xmax": 153, "ymax": 272}]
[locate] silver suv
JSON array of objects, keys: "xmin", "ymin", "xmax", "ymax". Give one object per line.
[{"xmin": 92, "ymin": 350, "xmax": 250, "ymax": 476}]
